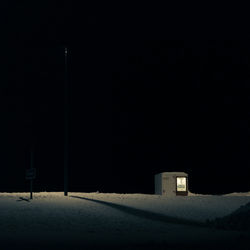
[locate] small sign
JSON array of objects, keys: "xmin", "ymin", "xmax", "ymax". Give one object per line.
[{"xmin": 26, "ymin": 168, "xmax": 36, "ymax": 180}]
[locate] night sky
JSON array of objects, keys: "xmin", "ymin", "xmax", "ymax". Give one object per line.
[{"xmin": 0, "ymin": 2, "xmax": 249, "ymax": 194}]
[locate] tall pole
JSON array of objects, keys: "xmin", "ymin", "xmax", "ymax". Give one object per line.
[
  {"xmin": 30, "ymin": 145, "xmax": 34, "ymax": 199},
  {"xmin": 64, "ymin": 47, "xmax": 69, "ymax": 196}
]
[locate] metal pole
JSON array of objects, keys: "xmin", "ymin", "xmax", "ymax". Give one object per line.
[
  {"xmin": 64, "ymin": 47, "xmax": 69, "ymax": 196},
  {"xmin": 30, "ymin": 180, "xmax": 33, "ymax": 199},
  {"xmin": 30, "ymin": 146, "xmax": 34, "ymax": 199}
]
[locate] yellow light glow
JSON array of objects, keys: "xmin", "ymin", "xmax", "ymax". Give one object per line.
[{"xmin": 177, "ymin": 177, "xmax": 187, "ymax": 192}]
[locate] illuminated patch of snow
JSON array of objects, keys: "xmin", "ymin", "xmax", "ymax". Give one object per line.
[{"xmin": 0, "ymin": 191, "xmax": 250, "ymax": 249}]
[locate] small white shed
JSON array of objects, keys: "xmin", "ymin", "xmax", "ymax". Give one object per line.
[{"xmin": 154, "ymin": 172, "xmax": 188, "ymax": 196}]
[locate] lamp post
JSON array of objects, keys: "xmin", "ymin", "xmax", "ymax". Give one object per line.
[
  {"xmin": 30, "ymin": 144, "xmax": 34, "ymax": 199},
  {"xmin": 64, "ymin": 47, "xmax": 69, "ymax": 196}
]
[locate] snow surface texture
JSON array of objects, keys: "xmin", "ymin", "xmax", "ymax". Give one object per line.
[{"xmin": 0, "ymin": 191, "xmax": 250, "ymax": 250}]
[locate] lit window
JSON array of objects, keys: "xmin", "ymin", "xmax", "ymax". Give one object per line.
[{"xmin": 177, "ymin": 177, "xmax": 187, "ymax": 192}]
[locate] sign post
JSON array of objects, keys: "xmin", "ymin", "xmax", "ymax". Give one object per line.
[
  {"xmin": 25, "ymin": 168, "xmax": 36, "ymax": 199},
  {"xmin": 26, "ymin": 148, "xmax": 36, "ymax": 199}
]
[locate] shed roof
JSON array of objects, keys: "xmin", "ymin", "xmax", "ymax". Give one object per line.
[{"xmin": 156, "ymin": 172, "xmax": 188, "ymax": 176}]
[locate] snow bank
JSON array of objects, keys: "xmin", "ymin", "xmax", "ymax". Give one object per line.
[
  {"xmin": 208, "ymin": 201, "xmax": 250, "ymax": 231},
  {"xmin": 1, "ymin": 191, "xmax": 250, "ymax": 250}
]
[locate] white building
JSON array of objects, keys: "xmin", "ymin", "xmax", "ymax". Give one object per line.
[{"xmin": 154, "ymin": 172, "xmax": 188, "ymax": 196}]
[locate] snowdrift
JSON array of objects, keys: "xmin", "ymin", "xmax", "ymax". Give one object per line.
[
  {"xmin": 208, "ymin": 201, "xmax": 250, "ymax": 231},
  {"xmin": 0, "ymin": 191, "xmax": 250, "ymax": 250}
]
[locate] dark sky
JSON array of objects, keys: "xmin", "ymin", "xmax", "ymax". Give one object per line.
[{"xmin": 0, "ymin": 2, "xmax": 249, "ymax": 194}]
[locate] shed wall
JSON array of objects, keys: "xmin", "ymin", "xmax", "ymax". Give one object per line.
[
  {"xmin": 154, "ymin": 172, "xmax": 188, "ymax": 196},
  {"xmin": 154, "ymin": 173, "xmax": 162, "ymax": 195}
]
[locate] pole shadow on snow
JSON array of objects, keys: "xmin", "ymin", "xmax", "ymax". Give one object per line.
[
  {"xmin": 16, "ymin": 197, "xmax": 30, "ymax": 202},
  {"xmin": 70, "ymin": 195, "xmax": 206, "ymax": 228}
]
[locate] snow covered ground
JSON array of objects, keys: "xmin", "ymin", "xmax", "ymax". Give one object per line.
[{"xmin": 0, "ymin": 191, "xmax": 250, "ymax": 250}]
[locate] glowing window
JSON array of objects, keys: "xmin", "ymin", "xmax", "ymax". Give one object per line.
[{"xmin": 177, "ymin": 177, "xmax": 187, "ymax": 192}]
